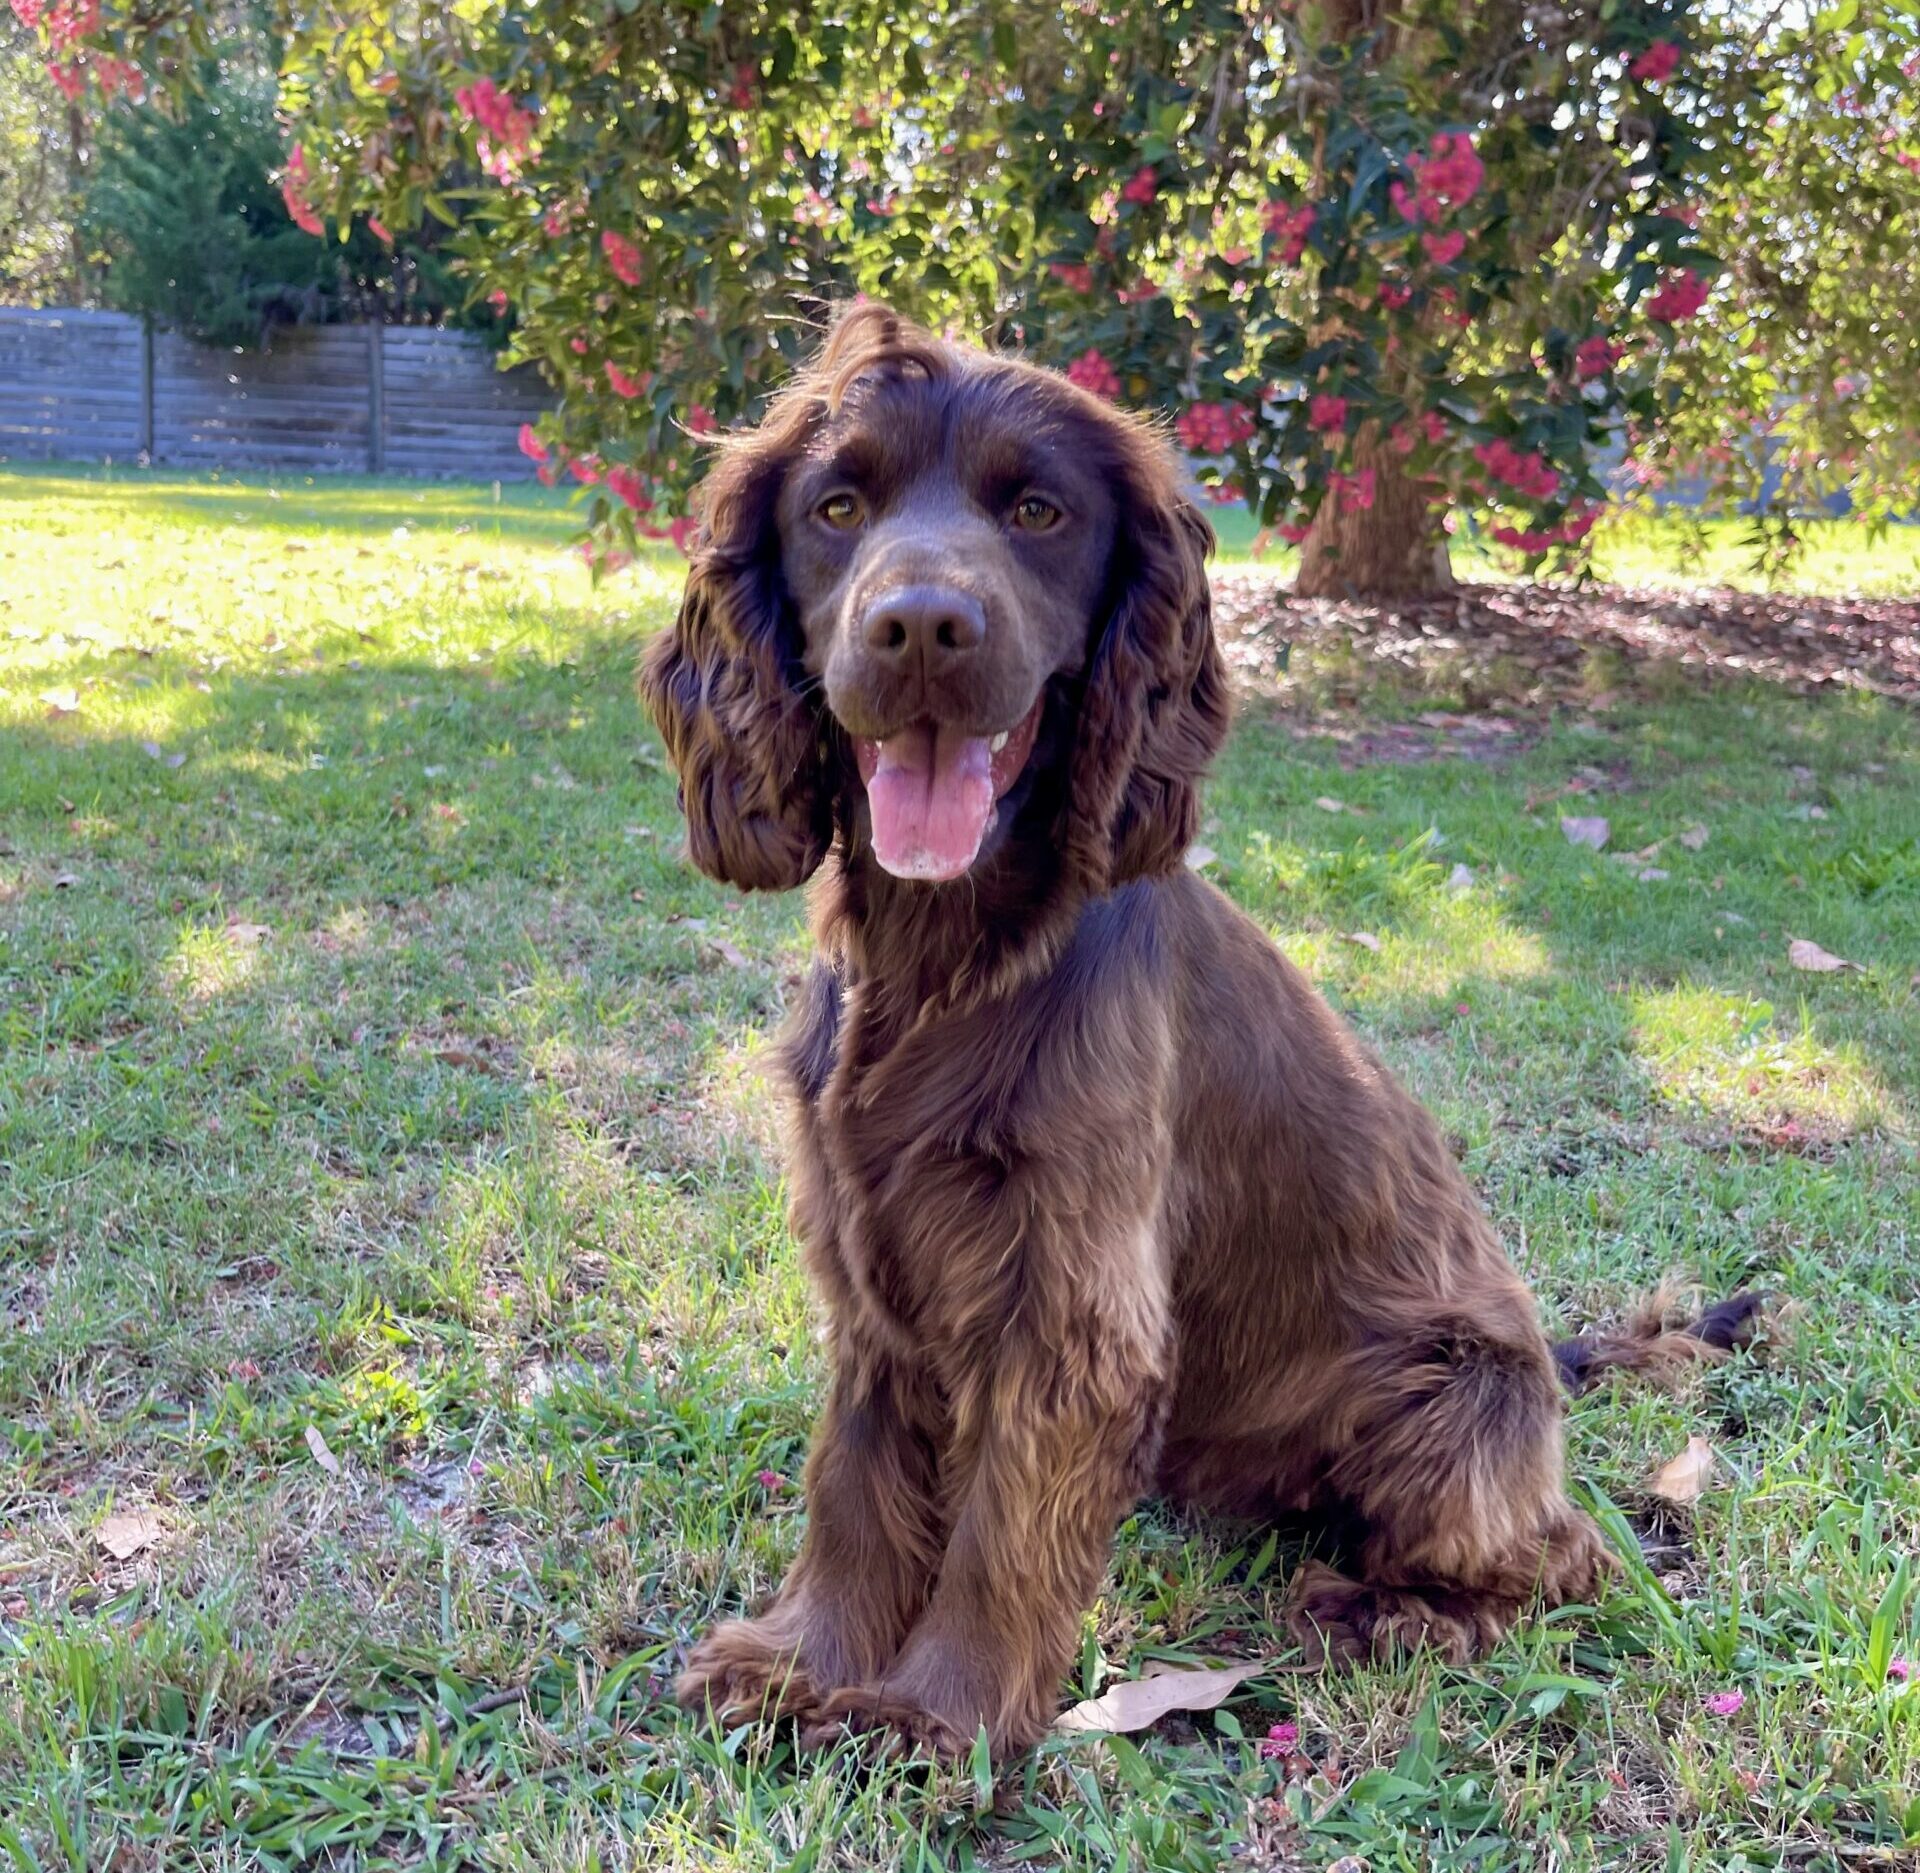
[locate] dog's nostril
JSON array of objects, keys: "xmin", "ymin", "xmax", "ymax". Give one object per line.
[{"xmin": 875, "ymin": 615, "xmax": 908, "ymax": 652}]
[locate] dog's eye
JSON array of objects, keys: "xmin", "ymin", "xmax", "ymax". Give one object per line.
[
  {"xmin": 1012, "ymin": 495, "xmax": 1062, "ymax": 533},
  {"xmin": 817, "ymin": 492, "xmax": 865, "ymax": 530}
]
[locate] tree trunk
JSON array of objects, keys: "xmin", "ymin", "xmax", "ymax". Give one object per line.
[{"xmin": 1294, "ymin": 434, "xmax": 1454, "ymax": 600}]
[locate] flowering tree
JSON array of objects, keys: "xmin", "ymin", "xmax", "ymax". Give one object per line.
[{"xmin": 20, "ymin": 0, "xmax": 1920, "ymax": 596}]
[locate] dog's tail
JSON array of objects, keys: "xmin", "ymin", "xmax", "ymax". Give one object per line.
[{"xmin": 1551, "ymin": 1284, "xmax": 1765, "ymax": 1395}]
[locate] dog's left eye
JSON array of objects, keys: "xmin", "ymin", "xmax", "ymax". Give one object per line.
[
  {"xmin": 817, "ymin": 492, "xmax": 865, "ymax": 530},
  {"xmin": 1012, "ymin": 495, "xmax": 1062, "ymax": 533}
]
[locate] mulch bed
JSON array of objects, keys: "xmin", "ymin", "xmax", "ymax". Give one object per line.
[{"xmin": 1213, "ymin": 574, "xmax": 1920, "ymax": 706}]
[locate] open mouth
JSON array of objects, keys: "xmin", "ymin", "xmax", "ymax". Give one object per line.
[{"xmin": 852, "ymin": 694, "xmax": 1046, "ymax": 882}]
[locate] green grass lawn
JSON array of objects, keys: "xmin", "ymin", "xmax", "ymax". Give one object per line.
[{"xmin": 2, "ymin": 462, "xmax": 1917, "ymax": 1871}]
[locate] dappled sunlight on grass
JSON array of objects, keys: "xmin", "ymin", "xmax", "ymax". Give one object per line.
[
  {"xmin": 1631, "ymin": 982, "xmax": 1907, "ymax": 1141},
  {"xmin": 161, "ymin": 920, "xmax": 267, "ymax": 1004}
]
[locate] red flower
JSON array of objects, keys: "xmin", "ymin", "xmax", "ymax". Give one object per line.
[
  {"xmin": 42, "ymin": 0, "xmax": 96, "ymax": 54},
  {"xmin": 728, "ymin": 60, "xmax": 756, "ymax": 109},
  {"xmin": 1115, "ymin": 276, "xmax": 1161, "ymax": 303},
  {"xmin": 669, "ymin": 514, "xmax": 700, "ymax": 556},
  {"xmin": 1630, "ymin": 40, "xmax": 1681, "ymax": 86},
  {"xmin": 94, "ymin": 54, "xmax": 144, "ymax": 101},
  {"xmin": 1472, "ymin": 437, "xmax": 1560, "ymax": 501},
  {"xmin": 1422, "ymin": 228, "xmax": 1466, "ymax": 267},
  {"xmin": 864, "ymin": 195, "xmax": 899, "ymax": 217},
  {"xmin": 755, "ymin": 1469, "xmax": 786, "ymax": 1491},
  {"xmin": 1378, "ymin": 280, "xmax": 1412, "ymax": 310},
  {"xmin": 570, "ymin": 336, "xmax": 588, "ymax": 355},
  {"xmin": 1574, "ymin": 336, "xmax": 1622, "ymax": 380},
  {"xmin": 487, "ymin": 289, "xmax": 509, "ymax": 313},
  {"xmin": 1174, "ymin": 401, "xmax": 1253, "ymax": 455},
  {"xmin": 1049, "ymin": 261, "xmax": 1094, "ymax": 294},
  {"xmin": 1259, "ymin": 1721, "xmax": 1300, "ymax": 1759},
  {"xmin": 600, "ymin": 229, "xmax": 643, "ymax": 286},
  {"xmin": 517, "ymin": 423, "xmax": 548, "ymax": 463},
  {"xmin": 11, "ymin": 0, "xmax": 46, "ymax": 26},
  {"xmin": 1261, "ymin": 200, "xmax": 1316, "ymax": 265},
  {"xmin": 1066, "ymin": 349, "xmax": 1121, "ymax": 399},
  {"xmin": 687, "ymin": 404, "xmax": 717, "ymax": 436},
  {"xmin": 1411, "ymin": 132, "xmax": 1485, "ymax": 214},
  {"xmin": 1421, "ymin": 409, "xmax": 1449, "ymax": 445},
  {"xmin": 605, "ymin": 362, "xmax": 649, "ymax": 400},
  {"xmin": 1277, "ymin": 520, "xmax": 1311, "ymax": 545},
  {"xmin": 1329, "ymin": 467, "xmax": 1376, "ymax": 511},
  {"xmin": 367, "ymin": 215, "xmax": 392, "ymax": 246},
  {"xmin": 45, "ymin": 58, "xmax": 83, "ymax": 99},
  {"xmin": 1308, "ymin": 393, "xmax": 1348, "ymax": 434},
  {"xmin": 605, "ymin": 465, "xmax": 651, "ymax": 511},
  {"xmin": 568, "ymin": 455, "xmax": 602, "ymax": 484},
  {"xmin": 1217, "ymin": 245, "xmax": 1251, "ymax": 268},
  {"xmin": 1121, "ymin": 165, "xmax": 1158, "ymax": 206},
  {"xmin": 1646, "ymin": 269, "xmax": 1709, "ymax": 323}
]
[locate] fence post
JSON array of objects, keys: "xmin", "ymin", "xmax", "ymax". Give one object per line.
[
  {"xmin": 138, "ymin": 316, "xmax": 154, "ymax": 461},
  {"xmin": 366, "ymin": 324, "xmax": 385, "ymax": 474}
]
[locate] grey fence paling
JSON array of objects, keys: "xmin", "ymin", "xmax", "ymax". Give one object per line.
[{"xmin": 0, "ymin": 308, "xmax": 549, "ymax": 478}]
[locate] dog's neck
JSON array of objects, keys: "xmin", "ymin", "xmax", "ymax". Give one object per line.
[{"xmin": 810, "ymin": 804, "xmax": 1093, "ymax": 1024}]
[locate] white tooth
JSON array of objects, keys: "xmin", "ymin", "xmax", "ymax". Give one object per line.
[{"xmin": 990, "ymin": 731, "xmax": 1009, "ymax": 753}]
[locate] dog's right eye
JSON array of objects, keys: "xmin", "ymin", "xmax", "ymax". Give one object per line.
[{"xmin": 817, "ymin": 492, "xmax": 865, "ymax": 530}]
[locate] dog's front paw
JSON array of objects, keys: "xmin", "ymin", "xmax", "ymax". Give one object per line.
[
  {"xmin": 676, "ymin": 1617, "xmax": 822, "ymax": 1726},
  {"xmin": 801, "ymin": 1682, "xmax": 981, "ymax": 1762}
]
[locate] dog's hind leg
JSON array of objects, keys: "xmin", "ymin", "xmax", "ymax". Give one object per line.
[{"xmin": 1282, "ymin": 1311, "xmax": 1613, "ymax": 1665}]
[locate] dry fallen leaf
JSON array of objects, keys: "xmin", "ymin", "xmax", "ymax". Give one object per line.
[
  {"xmin": 1788, "ymin": 938, "xmax": 1860, "ymax": 974},
  {"xmin": 1445, "ymin": 863, "xmax": 1475, "ymax": 894},
  {"xmin": 305, "ymin": 1424, "xmax": 342, "ymax": 1476},
  {"xmin": 1056, "ymin": 1658, "xmax": 1269, "ymax": 1735},
  {"xmin": 712, "ymin": 938, "xmax": 752, "ymax": 970},
  {"xmin": 1343, "ymin": 931, "xmax": 1382, "ymax": 953},
  {"xmin": 225, "ymin": 921, "xmax": 271, "ymax": 946},
  {"xmin": 39, "ymin": 685, "xmax": 80, "ymax": 716},
  {"xmin": 1637, "ymin": 867, "xmax": 1671, "ymax": 883},
  {"xmin": 52, "ymin": 871, "xmax": 79, "ymax": 890},
  {"xmin": 1561, "ymin": 814, "xmax": 1610, "ymax": 850},
  {"xmin": 96, "ymin": 1510, "xmax": 165, "ymax": 1560},
  {"xmin": 1313, "ymin": 796, "xmax": 1346, "ymax": 814},
  {"xmin": 1679, "ymin": 825, "xmax": 1710, "ymax": 851},
  {"xmin": 1650, "ymin": 1434, "xmax": 1716, "ymax": 1507},
  {"xmin": 1184, "ymin": 843, "xmax": 1218, "ymax": 872}
]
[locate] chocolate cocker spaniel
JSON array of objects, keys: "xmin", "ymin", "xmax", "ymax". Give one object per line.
[{"xmin": 640, "ymin": 304, "xmax": 1616, "ymax": 1759}]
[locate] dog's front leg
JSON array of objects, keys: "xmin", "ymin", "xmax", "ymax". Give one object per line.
[
  {"xmin": 676, "ymin": 1348, "xmax": 944, "ymax": 1727},
  {"xmin": 810, "ymin": 1233, "xmax": 1171, "ymax": 1760}
]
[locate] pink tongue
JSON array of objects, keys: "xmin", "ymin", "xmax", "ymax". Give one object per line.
[{"xmin": 864, "ymin": 723, "xmax": 994, "ymax": 881}]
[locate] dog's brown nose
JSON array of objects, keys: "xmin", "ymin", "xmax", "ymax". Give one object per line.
[{"xmin": 860, "ymin": 584, "xmax": 987, "ymax": 667}]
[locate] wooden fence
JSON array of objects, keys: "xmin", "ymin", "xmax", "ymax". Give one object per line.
[{"xmin": 0, "ymin": 309, "xmax": 550, "ymax": 479}]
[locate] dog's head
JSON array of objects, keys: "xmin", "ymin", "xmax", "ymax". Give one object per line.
[{"xmin": 640, "ymin": 304, "xmax": 1228, "ymax": 894}]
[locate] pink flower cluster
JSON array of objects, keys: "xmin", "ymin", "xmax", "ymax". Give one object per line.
[
  {"xmin": 601, "ymin": 229, "xmax": 643, "ymax": 286},
  {"xmin": 605, "ymin": 465, "xmax": 650, "ymax": 511},
  {"xmin": 517, "ymin": 423, "xmax": 547, "ymax": 464},
  {"xmin": 1121, "ymin": 165, "xmax": 1158, "ymax": 206},
  {"xmin": 1262, "ymin": 200, "xmax": 1316, "ymax": 265},
  {"xmin": 1575, "ymin": 335, "xmax": 1623, "ymax": 380},
  {"xmin": 1411, "ymin": 132, "xmax": 1485, "ymax": 215},
  {"xmin": 1493, "ymin": 505, "xmax": 1599, "ymax": 554},
  {"xmin": 456, "ymin": 77, "xmax": 536, "ymax": 182},
  {"xmin": 1630, "ymin": 41, "xmax": 1682, "ymax": 86},
  {"xmin": 280, "ymin": 146, "xmax": 324, "ymax": 238},
  {"xmin": 1646, "ymin": 269, "xmax": 1709, "ymax": 323},
  {"xmin": 1175, "ymin": 401, "xmax": 1254, "ymax": 455},
  {"xmin": 1308, "ymin": 393, "xmax": 1348, "ymax": 434},
  {"xmin": 1329, "ymin": 466, "xmax": 1376, "ymax": 510},
  {"xmin": 1049, "ymin": 260, "xmax": 1094, "ymax": 294},
  {"xmin": 1421, "ymin": 228, "xmax": 1466, "ymax": 267},
  {"xmin": 605, "ymin": 361, "xmax": 649, "ymax": 399},
  {"xmin": 1066, "ymin": 349, "xmax": 1121, "ymax": 398},
  {"xmin": 1378, "ymin": 280, "xmax": 1412, "ymax": 310},
  {"xmin": 40, "ymin": 0, "xmax": 97, "ymax": 53},
  {"xmin": 1474, "ymin": 436, "xmax": 1560, "ymax": 501}
]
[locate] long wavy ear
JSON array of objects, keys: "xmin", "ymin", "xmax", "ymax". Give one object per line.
[
  {"xmin": 638, "ymin": 441, "xmax": 834, "ymax": 892},
  {"xmin": 1066, "ymin": 480, "xmax": 1231, "ymax": 888}
]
